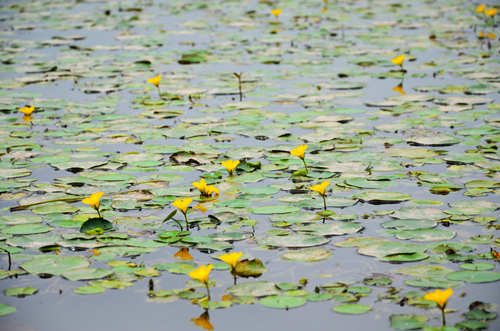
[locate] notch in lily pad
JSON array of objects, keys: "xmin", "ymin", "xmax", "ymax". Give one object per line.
[{"xmin": 80, "ymin": 218, "xmax": 113, "ymax": 234}]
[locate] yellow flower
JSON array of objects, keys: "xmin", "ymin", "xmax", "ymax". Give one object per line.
[
  {"xmin": 189, "ymin": 264, "xmax": 213, "ymax": 284},
  {"xmin": 192, "ymin": 179, "xmax": 219, "ymax": 197},
  {"xmin": 271, "ymin": 9, "xmax": 282, "ymax": 18},
  {"xmin": 192, "ymin": 178, "xmax": 207, "ymax": 192},
  {"xmin": 485, "ymin": 8, "xmax": 498, "ymax": 17},
  {"xmin": 172, "ymin": 198, "xmax": 192, "ymax": 214},
  {"xmin": 487, "ymin": 33, "xmax": 496, "ymax": 39},
  {"xmin": 19, "ymin": 106, "xmax": 35, "ymax": 116},
  {"xmin": 191, "ymin": 311, "xmax": 214, "ymax": 331},
  {"xmin": 82, "ymin": 192, "xmax": 104, "ymax": 209},
  {"xmin": 290, "ymin": 144, "xmax": 308, "ymax": 159},
  {"xmin": 391, "ymin": 54, "xmax": 406, "ymax": 67},
  {"xmin": 309, "ymin": 181, "xmax": 330, "ymax": 196},
  {"xmin": 147, "ymin": 74, "xmax": 161, "ymax": 87},
  {"xmin": 221, "ymin": 160, "xmax": 240, "ymax": 175},
  {"xmin": 173, "ymin": 248, "xmax": 193, "ymax": 260},
  {"xmin": 392, "ymin": 83, "xmax": 405, "ymax": 95},
  {"xmin": 476, "ymin": 4, "xmax": 485, "ymax": 13},
  {"xmin": 424, "ymin": 288, "xmax": 453, "ymax": 309},
  {"xmin": 220, "ymin": 252, "xmax": 243, "ymax": 270},
  {"xmin": 479, "ymin": 31, "xmax": 485, "ymax": 38}
]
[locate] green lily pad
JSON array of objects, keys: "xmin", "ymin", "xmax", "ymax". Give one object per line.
[
  {"xmin": 405, "ymin": 277, "xmax": 463, "ymax": 288},
  {"xmin": 459, "ymin": 263, "xmax": 494, "ymax": 271},
  {"xmin": 5, "ymin": 287, "xmax": 38, "ymax": 296},
  {"xmin": 0, "ymin": 303, "xmax": 17, "ymax": 316},
  {"xmin": 1, "ymin": 224, "xmax": 52, "ymax": 235},
  {"xmin": 258, "ymin": 234, "xmax": 330, "ymax": 248},
  {"xmin": 280, "ymin": 248, "xmax": 333, "ymax": 262},
  {"xmin": 352, "ymin": 191, "xmax": 412, "ymax": 202},
  {"xmin": 295, "ymin": 222, "xmax": 363, "ymax": 236},
  {"xmin": 259, "ymin": 295, "xmax": 307, "ymax": 309},
  {"xmin": 357, "ymin": 242, "xmax": 428, "ymax": 258},
  {"xmin": 333, "ymin": 304, "xmax": 372, "ymax": 314},
  {"xmin": 454, "ymin": 321, "xmax": 489, "ymax": 330},
  {"xmin": 227, "ymin": 281, "xmax": 280, "ymax": 297},
  {"xmin": 20, "ymin": 256, "xmax": 89, "ymax": 275},
  {"xmin": 390, "ymin": 314, "xmax": 429, "ymax": 330},
  {"xmin": 249, "ymin": 205, "xmax": 300, "ymax": 214},
  {"xmin": 446, "ymin": 271, "xmax": 500, "ymax": 283},
  {"xmin": 394, "ymin": 265, "xmax": 454, "ymax": 277},
  {"xmin": 235, "ymin": 259, "xmax": 268, "ymax": 277},
  {"xmin": 394, "ymin": 229, "xmax": 456, "ymax": 242},
  {"xmin": 73, "ymin": 286, "xmax": 106, "ymax": 295},
  {"xmin": 80, "ymin": 218, "xmax": 113, "ymax": 233},
  {"xmin": 61, "ymin": 267, "xmax": 113, "ymax": 281}
]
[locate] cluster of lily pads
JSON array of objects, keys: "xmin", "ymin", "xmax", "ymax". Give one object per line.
[{"xmin": 1, "ymin": 0, "xmax": 500, "ymax": 330}]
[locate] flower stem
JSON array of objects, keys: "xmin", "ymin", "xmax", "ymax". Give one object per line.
[
  {"xmin": 322, "ymin": 195, "xmax": 327, "ymax": 211},
  {"xmin": 205, "ymin": 283, "xmax": 211, "ymax": 300},
  {"xmin": 95, "ymin": 207, "xmax": 102, "ymax": 219},
  {"xmin": 301, "ymin": 157, "xmax": 308, "ymax": 174},
  {"xmin": 183, "ymin": 213, "xmax": 189, "ymax": 229},
  {"xmin": 156, "ymin": 86, "xmax": 161, "ymax": 98},
  {"xmin": 441, "ymin": 308, "xmax": 446, "ymax": 326}
]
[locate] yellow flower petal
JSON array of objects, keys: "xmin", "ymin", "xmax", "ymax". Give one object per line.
[
  {"xmin": 19, "ymin": 106, "xmax": 35, "ymax": 116},
  {"xmin": 476, "ymin": 4, "xmax": 485, "ymax": 13},
  {"xmin": 189, "ymin": 264, "xmax": 213, "ymax": 284},
  {"xmin": 391, "ymin": 54, "xmax": 406, "ymax": 67},
  {"xmin": 309, "ymin": 181, "xmax": 330, "ymax": 196},
  {"xmin": 485, "ymin": 8, "xmax": 498, "ymax": 17},
  {"xmin": 290, "ymin": 144, "xmax": 308, "ymax": 159},
  {"xmin": 172, "ymin": 198, "xmax": 193, "ymax": 213},
  {"xmin": 221, "ymin": 160, "xmax": 240, "ymax": 175},
  {"xmin": 424, "ymin": 288, "xmax": 453, "ymax": 309},
  {"xmin": 271, "ymin": 9, "xmax": 282, "ymax": 18},
  {"xmin": 82, "ymin": 192, "xmax": 104, "ymax": 209},
  {"xmin": 220, "ymin": 252, "xmax": 243, "ymax": 269},
  {"xmin": 147, "ymin": 74, "xmax": 161, "ymax": 87}
]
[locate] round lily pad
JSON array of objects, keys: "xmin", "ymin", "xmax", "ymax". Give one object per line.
[
  {"xmin": 258, "ymin": 234, "xmax": 330, "ymax": 248},
  {"xmin": 394, "ymin": 229, "xmax": 456, "ymax": 242},
  {"xmin": 20, "ymin": 256, "xmax": 89, "ymax": 275},
  {"xmin": 459, "ymin": 263, "xmax": 494, "ymax": 271},
  {"xmin": 352, "ymin": 191, "xmax": 412, "ymax": 202},
  {"xmin": 280, "ymin": 248, "xmax": 333, "ymax": 262},
  {"xmin": 259, "ymin": 295, "xmax": 307, "ymax": 309},
  {"xmin": 333, "ymin": 304, "xmax": 372, "ymax": 314},
  {"xmin": 295, "ymin": 222, "xmax": 363, "ymax": 236},
  {"xmin": 227, "ymin": 281, "xmax": 280, "ymax": 297},
  {"xmin": 73, "ymin": 286, "xmax": 105, "ymax": 295},
  {"xmin": 446, "ymin": 271, "xmax": 500, "ymax": 283},
  {"xmin": 249, "ymin": 205, "xmax": 300, "ymax": 214},
  {"xmin": 61, "ymin": 267, "xmax": 113, "ymax": 281},
  {"xmin": 1, "ymin": 224, "xmax": 52, "ymax": 235}
]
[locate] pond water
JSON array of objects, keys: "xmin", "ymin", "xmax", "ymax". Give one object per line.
[{"xmin": 1, "ymin": 0, "xmax": 500, "ymax": 330}]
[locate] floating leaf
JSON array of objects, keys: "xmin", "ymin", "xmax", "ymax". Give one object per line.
[
  {"xmin": 281, "ymin": 248, "xmax": 333, "ymax": 262},
  {"xmin": 259, "ymin": 295, "xmax": 306, "ymax": 309},
  {"xmin": 333, "ymin": 304, "xmax": 372, "ymax": 314}
]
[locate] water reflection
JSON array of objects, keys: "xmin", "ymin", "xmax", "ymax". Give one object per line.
[
  {"xmin": 191, "ymin": 310, "xmax": 214, "ymax": 331},
  {"xmin": 392, "ymin": 83, "xmax": 405, "ymax": 95},
  {"xmin": 174, "ymin": 248, "xmax": 193, "ymax": 260}
]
